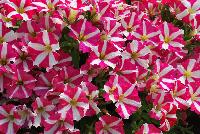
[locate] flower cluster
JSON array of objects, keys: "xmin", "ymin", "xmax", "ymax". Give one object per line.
[{"xmin": 0, "ymin": 0, "xmax": 200, "ymax": 133}]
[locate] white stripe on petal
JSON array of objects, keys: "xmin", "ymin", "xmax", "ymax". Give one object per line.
[
  {"xmin": 170, "ymin": 30, "xmax": 184, "ymax": 40},
  {"xmin": 1, "ymin": 43, "xmax": 7, "ymax": 58},
  {"xmin": 60, "ymin": 93, "xmax": 71, "ymax": 102},
  {"xmin": 123, "ymin": 98, "xmax": 141, "ymax": 107},
  {"xmin": 74, "ymin": 88, "xmax": 82, "ymax": 99},
  {"xmin": 43, "ymin": 31, "xmax": 50, "ymax": 45},
  {"xmin": 28, "ymin": 43, "xmax": 44, "ymax": 51},
  {"xmin": 130, "ymin": 40, "xmax": 138, "ymax": 52},
  {"xmin": 108, "ymin": 128, "xmax": 121, "ymax": 134},
  {"xmin": 33, "ymin": 52, "xmax": 48, "ymax": 66},
  {"xmin": 176, "ymin": 9, "xmax": 188, "ymax": 20},
  {"xmin": 164, "ymin": 21, "xmax": 169, "ymax": 36},
  {"xmin": 0, "ymin": 118, "xmax": 8, "ymax": 125},
  {"xmin": 85, "ymin": 29, "xmax": 100, "ymax": 39},
  {"xmin": 6, "ymin": 122, "xmax": 14, "ymax": 134},
  {"xmin": 106, "ymin": 51, "xmax": 120, "ymax": 59},
  {"xmin": 4, "ymin": 31, "xmax": 16, "ymax": 42},
  {"xmin": 49, "ymin": 52, "xmax": 58, "ymax": 67},
  {"xmin": 72, "ymin": 107, "xmax": 81, "ymax": 121},
  {"xmin": 9, "ymin": 86, "xmax": 20, "ymax": 98},
  {"xmin": 0, "ymin": 107, "xmax": 8, "ymax": 116},
  {"xmin": 187, "ymin": 59, "xmax": 196, "ymax": 71},
  {"xmin": 109, "ymin": 119, "xmax": 121, "ymax": 127},
  {"xmin": 33, "ymin": 2, "xmax": 48, "ymax": 8},
  {"xmin": 118, "ymin": 103, "xmax": 129, "ymax": 119},
  {"xmin": 191, "ymin": 70, "xmax": 200, "ymax": 78}
]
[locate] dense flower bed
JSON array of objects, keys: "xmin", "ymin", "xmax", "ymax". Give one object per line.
[{"xmin": 0, "ymin": 0, "xmax": 200, "ymax": 133}]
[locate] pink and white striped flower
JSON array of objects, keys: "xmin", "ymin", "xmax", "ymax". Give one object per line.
[
  {"xmin": 95, "ymin": 115, "xmax": 124, "ymax": 134},
  {"xmin": 170, "ymin": 80, "xmax": 189, "ymax": 110},
  {"xmin": 32, "ymin": 97, "xmax": 55, "ymax": 127},
  {"xmin": 53, "ymin": 66, "xmax": 82, "ymax": 91},
  {"xmin": 114, "ymin": 77, "xmax": 141, "ymax": 119},
  {"xmin": 101, "ymin": 18, "xmax": 125, "ymax": 46},
  {"xmin": 44, "ymin": 113, "xmax": 74, "ymax": 134},
  {"xmin": 34, "ymin": 70, "xmax": 57, "ymax": 96},
  {"xmin": 33, "ymin": 0, "xmax": 65, "ymax": 12},
  {"xmin": 147, "ymin": 59, "xmax": 175, "ymax": 92},
  {"xmin": 135, "ymin": 123, "xmax": 162, "ymax": 134},
  {"xmin": 159, "ymin": 21, "xmax": 184, "ymax": 51},
  {"xmin": 109, "ymin": 59, "xmax": 138, "ymax": 84},
  {"xmin": 132, "ymin": 20, "xmax": 160, "ymax": 44},
  {"xmin": 6, "ymin": 69, "xmax": 36, "ymax": 99},
  {"xmin": 159, "ymin": 103, "xmax": 177, "ymax": 132},
  {"xmin": 16, "ymin": 20, "xmax": 40, "ymax": 43},
  {"xmin": 4, "ymin": 0, "xmax": 36, "ymax": 21},
  {"xmin": 177, "ymin": 59, "xmax": 200, "ymax": 84},
  {"xmin": 0, "ymin": 104, "xmax": 23, "ymax": 134},
  {"xmin": 28, "ymin": 30, "xmax": 60, "ymax": 68},
  {"xmin": 81, "ymin": 82, "xmax": 100, "ymax": 116},
  {"xmin": 68, "ymin": 19, "xmax": 100, "ymax": 53},
  {"xmin": 149, "ymin": 92, "xmax": 174, "ymax": 120},
  {"xmin": 122, "ymin": 40, "xmax": 151, "ymax": 69},
  {"xmin": 176, "ymin": 0, "xmax": 200, "ymax": 22},
  {"xmin": 88, "ymin": 41, "xmax": 121, "ymax": 69},
  {"xmin": 187, "ymin": 83, "xmax": 200, "ymax": 114},
  {"xmin": 58, "ymin": 86, "xmax": 89, "ymax": 121},
  {"xmin": 0, "ymin": 43, "xmax": 16, "ymax": 71},
  {"xmin": 120, "ymin": 12, "xmax": 140, "ymax": 39},
  {"xmin": 38, "ymin": 14, "xmax": 61, "ymax": 40},
  {"xmin": 12, "ymin": 42, "xmax": 33, "ymax": 72},
  {"xmin": 103, "ymin": 75, "xmax": 119, "ymax": 102}
]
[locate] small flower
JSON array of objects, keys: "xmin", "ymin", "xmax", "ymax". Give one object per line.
[
  {"xmin": 177, "ymin": 59, "xmax": 200, "ymax": 84},
  {"xmin": 6, "ymin": 69, "xmax": 36, "ymax": 99},
  {"xmin": 69, "ymin": 19, "xmax": 100, "ymax": 53},
  {"xmin": 135, "ymin": 123, "xmax": 162, "ymax": 134},
  {"xmin": 88, "ymin": 41, "xmax": 121, "ymax": 69},
  {"xmin": 159, "ymin": 21, "xmax": 184, "ymax": 51},
  {"xmin": 81, "ymin": 82, "xmax": 100, "ymax": 116},
  {"xmin": 0, "ymin": 104, "xmax": 22, "ymax": 134},
  {"xmin": 95, "ymin": 115, "xmax": 124, "ymax": 134},
  {"xmin": 28, "ymin": 30, "xmax": 60, "ymax": 68},
  {"xmin": 115, "ymin": 77, "xmax": 141, "ymax": 119},
  {"xmin": 4, "ymin": 0, "xmax": 36, "ymax": 21},
  {"xmin": 58, "ymin": 86, "xmax": 89, "ymax": 121},
  {"xmin": 187, "ymin": 83, "xmax": 200, "ymax": 114},
  {"xmin": 32, "ymin": 97, "xmax": 55, "ymax": 127},
  {"xmin": 122, "ymin": 40, "xmax": 151, "ymax": 69}
]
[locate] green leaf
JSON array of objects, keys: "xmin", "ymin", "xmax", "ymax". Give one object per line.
[{"xmin": 71, "ymin": 48, "xmax": 80, "ymax": 68}]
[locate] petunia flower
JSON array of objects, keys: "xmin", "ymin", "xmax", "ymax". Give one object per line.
[
  {"xmin": 88, "ymin": 41, "xmax": 121, "ymax": 69},
  {"xmin": 68, "ymin": 19, "xmax": 100, "ymax": 53},
  {"xmin": 122, "ymin": 40, "xmax": 151, "ymax": 69},
  {"xmin": 95, "ymin": 115, "xmax": 124, "ymax": 134},
  {"xmin": 187, "ymin": 82, "xmax": 200, "ymax": 114},
  {"xmin": 58, "ymin": 86, "xmax": 89, "ymax": 121},
  {"xmin": 132, "ymin": 20, "xmax": 160, "ymax": 44},
  {"xmin": 6, "ymin": 69, "xmax": 36, "ymax": 99},
  {"xmin": 159, "ymin": 21, "xmax": 184, "ymax": 51},
  {"xmin": 0, "ymin": 104, "xmax": 23, "ymax": 134},
  {"xmin": 135, "ymin": 123, "xmax": 162, "ymax": 134},
  {"xmin": 4, "ymin": 0, "xmax": 36, "ymax": 21},
  {"xmin": 114, "ymin": 77, "xmax": 141, "ymax": 119},
  {"xmin": 81, "ymin": 82, "xmax": 100, "ymax": 116},
  {"xmin": 28, "ymin": 30, "xmax": 60, "ymax": 68},
  {"xmin": 177, "ymin": 59, "xmax": 200, "ymax": 84},
  {"xmin": 32, "ymin": 97, "xmax": 55, "ymax": 127}
]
